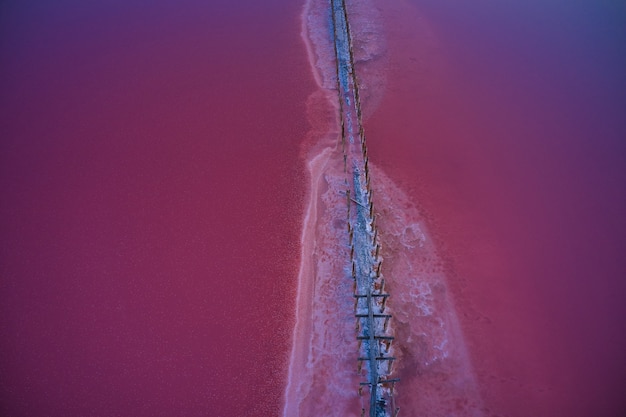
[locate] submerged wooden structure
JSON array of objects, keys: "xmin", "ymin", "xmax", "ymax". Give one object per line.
[{"xmin": 330, "ymin": 0, "xmax": 399, "ymax": 416}]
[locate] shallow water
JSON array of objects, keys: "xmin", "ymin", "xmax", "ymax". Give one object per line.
[
  {"xmin": 366, "ymin": 0, "xmax": 626, "ymax": 415},
  {"xmin": 1, "ymin": 1, "xmax": 310, "ymax": 416},
  {"xmin": 1, "ymin": 0, "xmax": 624, "ymax": 416}
]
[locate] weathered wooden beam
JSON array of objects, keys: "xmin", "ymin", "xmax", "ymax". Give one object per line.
[
  {"xmin": 378, "ymin": 378, "xmax": 401, "ymax": 385},
  {"xmin": 357, "ymin": 335, "xmax": 395, "ymax": 340},
  {"xmin": 360, "ymin": 378, "xmax": 401, "ymax": 386},
  {"xmin": 357, "ymin": 357, "xmax": 396, "ymax": 361},
  {"xmin": 353, "ymin": 293, "xmax": 390, "ymax": 298}
]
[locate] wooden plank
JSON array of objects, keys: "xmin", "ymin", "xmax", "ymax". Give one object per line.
[
  {"xmin": 353, "ymin": 293, "xmax": 390, "ymax": 298},
  {"xmin": 356, "ymin": 335, "xmax": 395, "ymax": 340},
  {"xmin": 357, "ymin": 357, "xmax": 396, "ymax": 361}
]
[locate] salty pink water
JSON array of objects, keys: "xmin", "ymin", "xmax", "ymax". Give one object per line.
[
  {"xmin": 365, "ymin": 0, "xmax": 626, "ymax": 416},
  {"xmin": 1, "ymin": 0, "xmax": 625, "ymax": 416},
  {"xmin": 1, "ymin": 1, "xmax": 312, "ymax": 416}
]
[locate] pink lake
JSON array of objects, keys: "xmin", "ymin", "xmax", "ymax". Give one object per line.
[
  {"xmin": 1, "ymin": 0, "xmax": 625, "ymax": 416},
  {"xmin": 366, "ymin": 0, "xmax": 626, "ymax": 415},
  {"xmin": 1, "ymin": 1, "xmax": 311, "ymax": 415}
]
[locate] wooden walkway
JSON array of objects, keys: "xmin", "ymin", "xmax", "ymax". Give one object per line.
[{"xmin": 330, "ymin": 1, "xmax": 400, "ymax": 416}]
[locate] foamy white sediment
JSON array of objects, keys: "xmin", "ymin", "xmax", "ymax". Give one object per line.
[
  {"xmin": 372, "ymin": 165, "xmax": 484, "ymax": 415},
  {"xmin": 300, "ymin": 0, "xmax": 336, "ymax": 90},
  {"xmin": 282, "ymin": 147, "xmax": 336, "ymax": 417},
  {"xmin": 284, "ymin": 0, "xmax": 484, "ymax": 415}
]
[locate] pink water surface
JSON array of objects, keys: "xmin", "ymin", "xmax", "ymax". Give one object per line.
[
  {"xmin": 365, "ymin": 0, "xmax": 626, "ymax": 415},
  {"xmin": 3, "ymin": 0, "xmax": 625, "ymax": 416},
  {"xmin": 0, "ymin": 1, "xmax": 313, "ymax": 416}
]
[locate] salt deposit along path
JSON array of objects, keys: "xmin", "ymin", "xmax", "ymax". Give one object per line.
[{"xmin": 284, "ymin": 0, "xmax": 484, "ymax": 416}]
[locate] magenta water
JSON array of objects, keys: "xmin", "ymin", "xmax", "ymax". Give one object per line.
[
  {"xmin": 2, "ymin": 0, "xmax": 624, "ymax": 416},
  {"xmin": 365, "ymin": 0, "xmax": 626, "ymax": 416},
  {"xmin": 286, "ymin": 0, "xmax": 625, "ymax": 416},
  {"xmin": 0, "ymin": 1, "xmax": 312, "ymax": 416}
]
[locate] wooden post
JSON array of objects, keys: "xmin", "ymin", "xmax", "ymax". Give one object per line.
[
  {"xmin": 376, "ymin": 261, "xmax": 382, "ymax": 278},
  {"xmin": 384, "ymin": 316, "xmax": 390, "ymax": 332},
  {"xmin": 383, "ymin": 338, "xmax": 392, "ymax": 353},
  {"xmin": 375, "ymin": 244, "xmax": 380, "ymax": 259}
]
